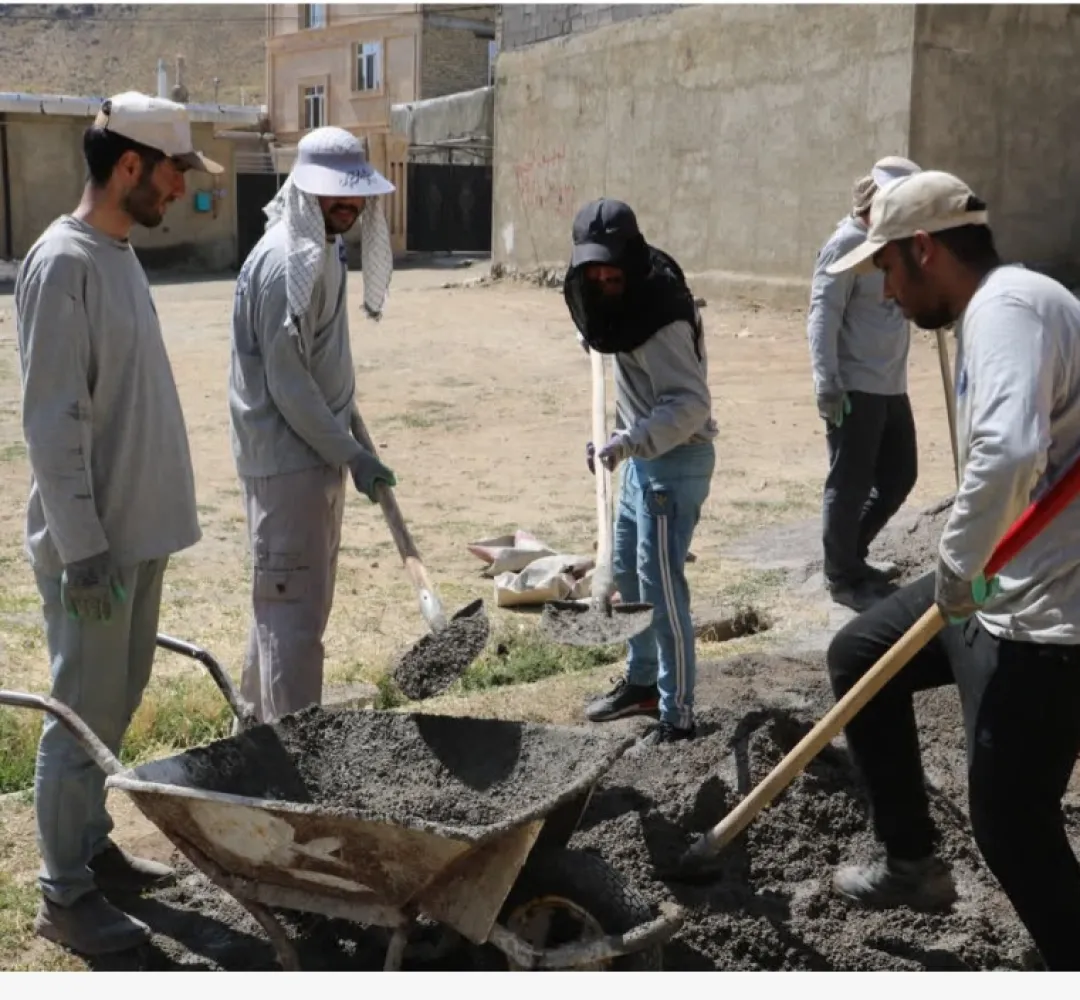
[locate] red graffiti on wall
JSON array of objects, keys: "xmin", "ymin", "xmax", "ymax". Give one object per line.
[{"xmin": 512, "ymin": 144, "xmax": 576, "ymax": 217}]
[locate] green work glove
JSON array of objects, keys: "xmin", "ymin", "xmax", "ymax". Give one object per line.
[
  {"xmin": 817, "ymin": 390, "xmax": 852, "ymax": 429},
  {"xmin": 348, "ymin": 449, "xmax": 397, "ymax": 503},
  {"xmin": 60, "ymin": 551, "xmax": 126, "ymax": 623},
  {"xmin": 934, "ymin": 556, "xmax": 1001, "ymax": 623}
]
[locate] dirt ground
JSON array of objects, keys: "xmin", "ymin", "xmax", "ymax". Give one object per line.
[{"xmin": 0, "ymin": 258, "xmax": 981, "ymax": 971}]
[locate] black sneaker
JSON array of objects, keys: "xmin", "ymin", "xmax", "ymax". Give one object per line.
[
  {"xmin": 827, "ymin": 576, "xmax": 892, "ymax": 613},
  {"xmin": 584, "ymin": 678, "xmax": 659, "ymax": 722},
  {"xmin": 639, "ymin": 720, "xmax": 696, "ymax": 746}
]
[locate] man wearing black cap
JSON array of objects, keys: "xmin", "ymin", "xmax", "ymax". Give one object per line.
[{"xmin": 565, "ymin": 198, "xmax": 717, "ymax": 744}]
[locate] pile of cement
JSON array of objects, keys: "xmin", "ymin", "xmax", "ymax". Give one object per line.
[
  {"xmin": 568, "ymin": 650, "xmax": 1058, "ymax": 971},
  {"xmin": 393, "ymin": 600, "xmax": 490, "ymax": 701},
  {"xmin": 540, "ymin": 601, "xmax": 654, "ymax": 647},
  {"xmin": 159, "ymin": 707, "xmax": 627, "ymax": 834}
]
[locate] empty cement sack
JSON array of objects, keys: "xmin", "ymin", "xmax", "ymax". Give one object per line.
[
  {"xmin": 467, "ymin": 529, "xmax": 557, "ymax": 577},
  {"xmin": 494, "ymin": 554, "xmax": 595, "ymax": 608}
]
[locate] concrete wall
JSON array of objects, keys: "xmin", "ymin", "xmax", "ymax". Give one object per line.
[
  {"xmin": 499, "ymin": 4, "xmax": 686, "ymax": 51},
  {"xmin": 909, "ymin": 4, "xmax": 1080, "ymax": 283},
  {"xmin": 0, "ymin": 116, "xmax": 238, "ymax": 271},
  {"xmin": 420, "ymin": 7, "xmax": 497, "ymax": 98},
  {"xmin": 493, "ymin": 4, "xmax": 915, "ymax": 301}
]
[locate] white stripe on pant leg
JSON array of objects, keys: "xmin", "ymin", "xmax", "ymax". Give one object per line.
[{"xmin": 657, "ymin": 512, "xmax": 690, "ymax": 729}]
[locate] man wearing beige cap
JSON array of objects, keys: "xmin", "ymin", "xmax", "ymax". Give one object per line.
[
  {"xmin": 807, "ymin": 155, "xmax": 922, "ymax": 612},
  {"xmin": 14, "ymin": 91, "xmax": 220, "ymax": 954},
  {"xmin": 824, "ymin": 170, "xmax": 1080, "ymax": 971}
]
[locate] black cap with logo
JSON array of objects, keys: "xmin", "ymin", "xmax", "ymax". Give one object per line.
[{"xmin": 570, "ymin": 198, "xmax": 642, "ymax": 268}]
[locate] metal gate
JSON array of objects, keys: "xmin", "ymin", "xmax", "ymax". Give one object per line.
[
  {"xmin": 406, "ymin": 163, "xmax": 492, "ymax": 253},
  {"xmin": 235, "ymin": 146, "xmax": 281, "ymax": 268}
]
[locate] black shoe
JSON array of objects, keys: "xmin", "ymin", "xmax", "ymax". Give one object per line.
[
  {"xmin": 832, "ymin": 854, "xmax": 958, "ymax": 912},
  {"xmin": 828, "ymin": 576, "xmax": 892, "ymax": 613},
  {"xmin": 584, "ymin": 678, "xmax": 659, "ymax": 722},
  {"xmin": 639, "ymin": 720, "xmax": 696, "ymax": 746}
]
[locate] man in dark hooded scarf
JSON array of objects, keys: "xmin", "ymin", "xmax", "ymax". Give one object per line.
[{"xmin": 565, "ymin": 198, "xmax": 718, "ymax": 744}]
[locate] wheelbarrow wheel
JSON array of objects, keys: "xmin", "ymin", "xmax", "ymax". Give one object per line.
[{"xmin": 480, "ymin": 846, "xmax": 662, "ymax": 970}]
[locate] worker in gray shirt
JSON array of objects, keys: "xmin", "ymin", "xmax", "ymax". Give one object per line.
[
  {"xmin": 229, "ymin": 127, "xmax": 396, "ymax": 724},
  {"xmin": 807, "ymin": 156, "xmax": 922, "ymax": 611},
  {"xmin": 824, "ymin": 170, "xmax": 1080, "ymax": 971},
  {"xmin": 14, "ymin": 92, "xmax": 218, "ymax": 954},
  {"xmin": 565, "ymin": 199, "xmax": 718, "ymax": 745}
]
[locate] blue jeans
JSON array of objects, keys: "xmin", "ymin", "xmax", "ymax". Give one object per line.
[{"xmin": 612, "ymin": 442, "xmax": 715, "ymax": 728}]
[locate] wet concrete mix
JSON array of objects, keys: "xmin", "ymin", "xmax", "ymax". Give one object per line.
[
  {"xmin": 392, "ymin": 601, "xmax": 491, "ymax": 701},
  {"xmin": 98, "ymin": 496, "xmax": 1077, "ymax": 971}
]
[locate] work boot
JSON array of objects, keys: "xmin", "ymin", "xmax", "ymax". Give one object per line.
[
  {"xmin": 639, "ymin": 720, "xmax": 696, "ymax": 746},
  {"xmin": 34, "ymin": 890, "xmax": 151, "ymax": 955},
  {"xmin": 584, "ymin": 678, "xmax": 659, "ymax": 722},
  {"xmin": 90, "ymin": 840, "xmax": 175, "ymax": 892},
  {"xmin": 827, "ymin": 575, "xmax": 892, "ymax": 613},
  {"xmin": 832, "ymin": 854, "xmax": 958, "ymax": 912}
]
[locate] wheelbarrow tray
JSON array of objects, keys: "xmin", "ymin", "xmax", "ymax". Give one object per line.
[{"xmin": 104, "ymin": 707, "xmax": 639, "ymax": 948}]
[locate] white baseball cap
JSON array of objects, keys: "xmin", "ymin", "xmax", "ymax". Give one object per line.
[
  {"xmin": 291, "ymin": 126, "xmax": 395, "ymax": 198},
  {"xmin": 827, "ymin": 170, "xmax": 989, "ymax": 276},
  {"xmin": 93, "ymin": 91, "xmax": 223, "ymax": 174}
]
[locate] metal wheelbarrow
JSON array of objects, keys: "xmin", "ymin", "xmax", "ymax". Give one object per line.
[{"xmin": 0, "ymin": 634, "xmax": 684, "ymax": 971}]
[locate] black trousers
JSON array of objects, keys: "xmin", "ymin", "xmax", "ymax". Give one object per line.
[
  {"xmin": 823, "ymin": 391, "xmax": 918, "ymax": 584},
  {"xmin": 828, "ymin": 572, "xmax": 1080, "ymax": 971}
]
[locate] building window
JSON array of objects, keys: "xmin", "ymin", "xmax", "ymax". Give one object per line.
[
  {"xmin": 302, "ymin": 84, "xmax": 326, "ymax": 130},
  {"xmin": 300, "ymin": 5, "xmax": 326, "ymax": 30},
  {"xmin": 487, "ymin": 40, "xmax": 497, "ymax": 85},
  {"xmin": 355, "ymin": 41, "xmax": 382, "ymax": 92}
]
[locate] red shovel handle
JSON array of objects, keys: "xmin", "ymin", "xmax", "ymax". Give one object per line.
[{"xmin": 985, "ymin": 456, "xmax": 1080, "ymax": 577}]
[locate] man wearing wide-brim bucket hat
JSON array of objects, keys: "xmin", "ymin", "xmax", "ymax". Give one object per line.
[{"xmin": 228, "ymin": 126, "xmax": 397, "ymax": 725}]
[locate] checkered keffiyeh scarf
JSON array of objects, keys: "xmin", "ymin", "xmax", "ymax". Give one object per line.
[{"xmin": 262, "ymin": 176, "xmax": 394, "ymax": 360}]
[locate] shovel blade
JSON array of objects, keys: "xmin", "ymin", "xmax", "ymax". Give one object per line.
[
  {"xmin": 540, "ymin": 600, "xmax": 654, "ymax": 647},
  {"xmin": 392, "ymin": 599, "xmax": 490, "ymax": 702}
]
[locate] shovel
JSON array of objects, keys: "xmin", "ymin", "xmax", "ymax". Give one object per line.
[
  {"xmin": 541, "ymin": 349, "xmax": 654, "ymax": 647},
  {"xmin": 671, "ymin": 451, "xmax": 1080, "ymax": 878},
  {"xmin": 349, "ymin": 406, "xmax": 489, "ymax": 701}
]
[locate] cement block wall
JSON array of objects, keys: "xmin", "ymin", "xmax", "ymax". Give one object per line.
[
  {"xmin": 909, "ymin": 4, "xmax": 1080, "ymax": 283},
  {"xmin": 0, "ymin": 117, "xmax": 238, "ymax": 271},
  {"xmin": 499, "ymin": 4, "xmax": 686, "ymax": 50},
  {"xmin": 493, "ymin": 4, "xmax": 915, "ymax": 301},
  {"xmin": 421, "ymin": 7, "xmax": 496, "ymax": 99}
]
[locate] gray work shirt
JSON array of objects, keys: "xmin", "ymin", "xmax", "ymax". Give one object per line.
[
  {"xmin": 807, "ymin": 215, "xmax": 910, "ymax": 396},
  {"xmin": 229, "ymin": 221, "xmax": 364, "ymax": 478},
  {"xmin": 14, "ymin": 215, "xmax": 201, "ymax": 576},
  {"xmin": 940, "ymin": 264, "xmax": 1080, "ymax": 643},
  {"xmin": 611, "ymin": 316, "xmax": 719, "ymax": 461}
]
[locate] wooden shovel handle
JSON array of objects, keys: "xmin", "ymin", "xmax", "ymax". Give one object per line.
[
  {"xmin": 935, "ymin": 328, "xmax": 960, "ymax": 488},
  {"xmin": 590, "ymin": 349, "xmax": 615, "ymax": 604},
  {"xmin": 350, "ymin": 406, "xmax": 447, "ymax": 631},
  {"xmin": 701, "ymin": 450, "xmax": 1080, "ymax": 853}
]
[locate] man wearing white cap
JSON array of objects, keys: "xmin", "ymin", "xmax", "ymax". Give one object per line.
[
  {"xmin": 807, "ymin": 155, "xmax": 922, "ymax": 612},
  {"xmin": 824, "ymin": 170, "xmax": 1080, "ymax": 971},
  {"xmin": 229, "ymin": 126, "xmax": 396, "ymax": 724},
  {"xmin": 14, "ymin": 92, "xmax": 221, "ymax": 954}
]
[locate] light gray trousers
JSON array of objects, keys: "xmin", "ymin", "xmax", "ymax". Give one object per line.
[
  {"xmin": 33, "ymin": 557, "xmax": 168, "ymax": 906},
  {"xmin": 240, "ymin": 465, "xmax": 345, "ymax": 724}
]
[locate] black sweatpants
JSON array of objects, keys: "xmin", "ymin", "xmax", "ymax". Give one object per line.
[
  {"xmin": 823, "ymin": 391, "xmax": 918, "ymax": 584},
  {"xmin": 828, "ymin": 572, "xmax": 1080, "ymax": 971}
]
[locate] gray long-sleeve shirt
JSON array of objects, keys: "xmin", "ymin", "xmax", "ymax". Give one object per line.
[
  {"xmin": 807, "ymin": 215, "xmax": 910, "ymax": 396},
  {"xmin": 611, "ymin": 317, "xmax": 719, "ymax": 461},
  {"xmin": 229, "ymin": 221, "xmax": 364, "ymax": 478},
  {"xmin": 940, "ymin": 264, "xmax": 1080, "ymax": 643},
  {"xmin": 14, "ymin": 215, "xmax": 201, "ymax": 576}
]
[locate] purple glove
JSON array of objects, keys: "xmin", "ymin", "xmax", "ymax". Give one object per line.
[
  {"xmin": 586, "ymin": 441, "xmax": 596, "ymax": 475},
  {"xmin": 597, "ymin": 433, "xmax": 630, "ymax": 471}
]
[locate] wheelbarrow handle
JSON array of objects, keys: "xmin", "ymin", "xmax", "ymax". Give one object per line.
[
  {"xmin": 0, "ymin": 689, "xmax": 123, "ymax": 776},
  {"xmin": 155, "ymin": 633, "xmax": 257, "ymax": 728}
]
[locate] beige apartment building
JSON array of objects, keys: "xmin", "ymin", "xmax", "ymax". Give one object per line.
[{"xmin": 266, "ymin": 3, "xmax": 495, "ymax": 253}]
